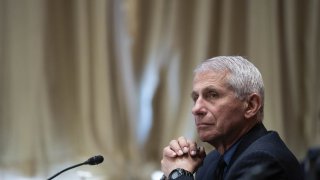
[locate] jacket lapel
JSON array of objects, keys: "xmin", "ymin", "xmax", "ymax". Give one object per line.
[{"xmin": 228, "ymin": 123, "xmax": 268, "ymax": 170}]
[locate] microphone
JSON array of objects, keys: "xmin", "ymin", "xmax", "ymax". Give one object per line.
[
  {"xmin": 47, "ymin": 155, "xmax": 104, "ymax": 180},
  {"xmin": 85, "ymin": 155, "xmax": 104, "ymax": 165}
]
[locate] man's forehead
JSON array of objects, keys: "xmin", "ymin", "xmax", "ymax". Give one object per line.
[
  {"xmin": 193, "ymin": 70, "xmax": 229, "ymax": 83},
  {"xmin": 193, "ymin": 72, "xmax": 228, "ymax": 90}
]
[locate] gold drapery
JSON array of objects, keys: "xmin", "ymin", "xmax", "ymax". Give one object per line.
[{"xmin": 0, "ymin": 0, "xmax": 319, "ymax": 179}]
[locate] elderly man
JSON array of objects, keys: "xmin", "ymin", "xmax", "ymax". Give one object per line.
[{"xmin": 161, "ymin": 56, "xmax": 303, "ymax": 180}]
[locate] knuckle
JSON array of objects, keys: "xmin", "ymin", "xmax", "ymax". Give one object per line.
[{"xmin": 169, "ymin": 139, "xmax": 176, "ymax": 145}]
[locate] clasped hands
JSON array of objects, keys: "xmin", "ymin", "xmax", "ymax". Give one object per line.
[{"xmin": 161, "ymin": 136, "xmax": 206, "ymax": 177}]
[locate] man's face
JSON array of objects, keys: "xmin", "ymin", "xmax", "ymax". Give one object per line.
[{"xmin": 191, "ymin": 70, "xmax": 247, "ymax": 145}]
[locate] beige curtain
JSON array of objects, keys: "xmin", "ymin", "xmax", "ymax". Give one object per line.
[{"xmin": 0, "ymin": 0, "xmax": 319, "ymax": 179}]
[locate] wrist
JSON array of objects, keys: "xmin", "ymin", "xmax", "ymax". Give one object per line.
[{"xmin": 167, "ymin": 168, "xmax": 193, "ymax": 179}]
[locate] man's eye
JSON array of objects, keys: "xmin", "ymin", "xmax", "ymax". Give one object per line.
[{"xmin": 207, "ymin": 91, "xmax": 218, "ymax": 98}]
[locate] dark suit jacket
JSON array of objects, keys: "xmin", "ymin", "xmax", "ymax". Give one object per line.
[{"xmin": 176, "ymin": 123, "xmax": 304, "ymax": 180}]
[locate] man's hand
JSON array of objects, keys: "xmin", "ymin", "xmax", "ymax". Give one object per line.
[{"xmin": 161, "ymin": 136, "xmax": 206, "ymax": 177}]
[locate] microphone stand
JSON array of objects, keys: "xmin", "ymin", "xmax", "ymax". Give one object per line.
[
  {"xmin": 47, "ymin": 155, "xmax": 103, "ymax": 180},
  {"xmin": 47, "ymin": 162, "xmax": 86, "ymax": 180}
]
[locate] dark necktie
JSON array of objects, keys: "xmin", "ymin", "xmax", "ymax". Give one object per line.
[{"xmin": 214, "ymin": 155, "xmax": 227, "ymax": 180}]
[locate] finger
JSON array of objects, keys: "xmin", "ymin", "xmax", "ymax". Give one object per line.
[
  {"xmin": 198, "ymin": 146, "xmax": 206, "ymax": 159},
  {"xmin": 177, "ymin": 136, "xmax": 189, "ymax": 153},
  {"xmin": 187, "ymin": 140, "xmax": 198, "ymax": 156},
  {"xmin": 163, "ymin": 146, "xmax": 177, "ymax": 157},
  {"xmin": 169, "ymin": 139, "xmax": 184, "ymax": 156}
]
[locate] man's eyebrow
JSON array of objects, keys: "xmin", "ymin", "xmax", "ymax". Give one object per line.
[
  {"xmin": 190, "ymin": 86, "xmax": 217, "ymax": 96},
  {"xmin": 202, "ymin": 86, "xmax": 217, "ymax": 92}
]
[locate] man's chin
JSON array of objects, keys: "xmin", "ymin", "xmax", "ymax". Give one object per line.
[
  {"xmin": 198, "ymin": 132, "xmax": 220, "ymax": 144},
  {"xmin": 199, "ymin": 135, "xmax": 214, "ymax": 142}
]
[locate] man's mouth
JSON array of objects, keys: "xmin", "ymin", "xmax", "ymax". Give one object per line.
[{"xmin": 196, "ymin": 123, "xmax": 213, "ymax": 129}]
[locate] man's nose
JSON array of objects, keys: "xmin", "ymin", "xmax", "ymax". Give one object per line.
[{"xmin": 192, "ymin": 98, "xmax": 207, "ymax": 116}]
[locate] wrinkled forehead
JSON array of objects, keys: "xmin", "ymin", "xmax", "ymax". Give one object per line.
[
  {"xmin": 192, "ymin": 69, "xmax": 231, "ymax": 90},
  {"xmin": 193, "ymin": 69, "xmax": 229, "ymax": 83}
]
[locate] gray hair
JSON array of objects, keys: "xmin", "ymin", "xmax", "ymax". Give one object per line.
[{"xmin": 194, "ymin": 56, "xmax": 264, "ymax": 120}]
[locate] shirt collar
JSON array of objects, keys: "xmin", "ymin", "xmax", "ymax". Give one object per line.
[{"xmin": 222, "ymin": 140, "xmax": 241, "ymax": 166}]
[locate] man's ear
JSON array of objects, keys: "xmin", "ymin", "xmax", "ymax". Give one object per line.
[{"xmin": 244, "ymin": 93, "xmax": 262, "ymax": 119}]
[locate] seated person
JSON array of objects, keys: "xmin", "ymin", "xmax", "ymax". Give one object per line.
[{"xmin": 161, "ymin": 56, "xmax": 304, "ymax": 180}]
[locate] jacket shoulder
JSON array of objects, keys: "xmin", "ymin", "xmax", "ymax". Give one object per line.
[{"xmin": 226, "ymin": 132, "xmax": 304, "ymax": 180}]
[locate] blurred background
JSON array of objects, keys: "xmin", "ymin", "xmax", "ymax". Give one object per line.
[{"xmin": 0, "ymin": 0, "xmax": 319, "ymax": 179}]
